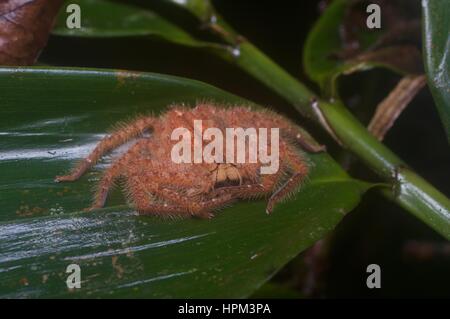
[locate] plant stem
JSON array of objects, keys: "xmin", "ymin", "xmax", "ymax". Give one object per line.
[{"xmin": 216, "ymin": 41, "xmax": 450, "ymax": 238}]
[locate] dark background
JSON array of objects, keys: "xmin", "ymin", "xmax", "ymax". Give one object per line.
[{"xmin": 40, "ymin": 0, "xmax": 450, "ymax": 298}]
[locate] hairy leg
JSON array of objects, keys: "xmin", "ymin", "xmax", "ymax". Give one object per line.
[
  {"xmin": 266, "ymin": 145, "xmax": 309, "ymax": 214},
  {"xmin": 129, "ymin": 178, "xmax": 235, "ymax": 218},
  {"xmin": 256, "ymin": 111, "xmax": 326, "ymax": 153},
  {"xmin": 123, "ymin": 173, "xmax": 184, "ymax": 217},
  {"xmin": 55, "ymin": 116, "xmax": 156, "ymax": 182},
  {"xmin": 159, "ymin": 187, "xmax": 236, "ymax": 218},
  {"xmin": 210, "ymin": 162, "xmax": 287, "ymax": 205},
  {"xmin": 84, "ymin": 154, "xmax": 134, "ymax": 211},
  {"xmin": 84, "ymin": 139, "xmax": 151, "ymax": 211}
]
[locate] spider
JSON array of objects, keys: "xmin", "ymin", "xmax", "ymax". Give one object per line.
[{"xmin": 55, "ymin": 103, "xmax": 325, "ymax": 218}]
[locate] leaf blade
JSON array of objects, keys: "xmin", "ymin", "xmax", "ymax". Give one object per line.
[
  {"xmin": 422, "ymin": 0, "xmax": 450, "ymax": 142},
  {"xmin": 303, "ymin": 0, "xmax": 422, "ymax": 97},
  {"xmin": 0, "ymin": 66, "xmax": 370, "ymax": 297},
  {"xmin": 53, "ymin": 0, "xmax": 206, "ymax": 47}
]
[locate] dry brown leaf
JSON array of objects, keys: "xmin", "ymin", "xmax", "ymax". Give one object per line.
[
  {"xmin": 368, "ymin": 74, "xmax": 427, "ymax": 141},
  {"xmin": 349, "ymin": 45, "xmax": 424, "ymax": 75},
  {"xmin": 0, "ymin": 0, "xmax": 63, "ymax": 65}
]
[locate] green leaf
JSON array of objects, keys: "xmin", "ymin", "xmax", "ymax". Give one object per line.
[
  {"xmin": 0, "ymin": 67, "xmax": 370, "ymax": 298},
  {"xmin": 164, "ymin": 0, "xmax": 214, "ymax": 21},
  {"xmin": 422, "ymin": 0, "xmax": 450, "ymax": 142},
  {"xmin": 303, "ymin": 0, "xmax": 348, "ymax": 88},
  {"xmin": 53, "ymin": 0, "xmax": 207, "ymax": 47},
  {"xmin": 303, "ymin": 0, "xmax": 421, "ymax": 97},
  {"xmin": 53, "ymin": 0, "xmax": 241, "ymax": 56}
]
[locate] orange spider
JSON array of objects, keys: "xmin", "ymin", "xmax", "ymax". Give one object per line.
[{"xmin": 55, "ymin": 103, "xmax": 325, "ymax": 218}]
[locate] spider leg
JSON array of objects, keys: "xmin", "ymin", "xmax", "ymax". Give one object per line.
[
  {"xmin": 140, "ymin": 184, "xmax": 235, "ymax": 219},
  {"xmin": 266, "ymin": 145, "xmax": 309, "ymax": 214},
  {"xmin": 124, "ymin": 174, "xmax": 186, "ymax": 218},
  {"xmin": 289, "ymin": 127, "xmax": 326, "ymax": 153},
  {"xmin": 211, "ymin": 165, "xmax": 285, "ymax": 200},
  {"xmin": 55, "ymin": 116, "xmax": 156, "ymax": 182},
  {"xmin": 125, "ymin": 171, "xmax": 234, "ymax": 219},
  {"xmin": 159, "ymin": 187, "xmax": 204, "ymax": 210},
  {"xmin": 85, "ymin": 139, "xmax": 149, "ymax": 211},
  {"xmin": 84, "ymin": 154, "xmax": 132, "ymax": 211},
  {"xmin": 162, "ymin": 187, "xmax": 237, "ymax": 218},
  {"xmin": 285, "ymin": 124, "xmax": 325, "ymax": 153},
  {"xmin": 258, "ymin": 112, "xmax": 326, "ymax": 153}
]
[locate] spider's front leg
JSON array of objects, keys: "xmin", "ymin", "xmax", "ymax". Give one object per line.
[
  {"xmin": 211, "ymin": 165, "xmax": 284, "ymax": 209},
  {"xmin": 127, "ymin": 177, "xmax": 234, "ymax": 219},
  {"xmin": 159, "ymin": 187, "xmax": 236, "ymax": 219},
  {"xmin": 55, "ymin": 116, "xmax": 156, "ymax": 182}
]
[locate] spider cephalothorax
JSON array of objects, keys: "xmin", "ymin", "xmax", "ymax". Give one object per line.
[{"xmin": 55, "ymin": 103, "xmax": 325, "ymax": 218}]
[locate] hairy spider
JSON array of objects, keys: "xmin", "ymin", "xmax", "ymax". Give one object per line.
[{"xmin": 55, "ymin": 103, "xmax": 325, "ymax": 218}]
